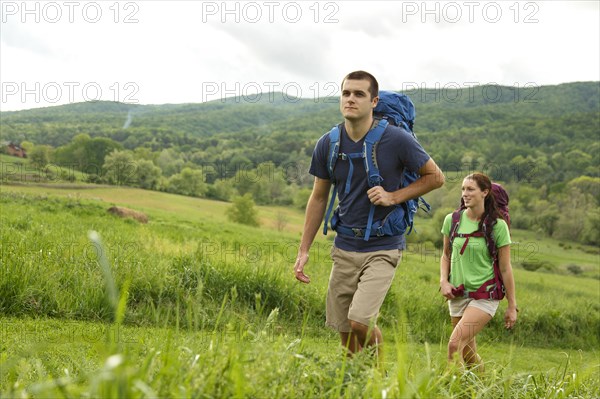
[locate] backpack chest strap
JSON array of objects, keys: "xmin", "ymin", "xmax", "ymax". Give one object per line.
[
  {"xmin": 339, "ymin": 151, "xmax": 365, "ymax": 194},
  {"xmin": 454, "ymin": 231, "xmax": 485, "ymax": 255}
]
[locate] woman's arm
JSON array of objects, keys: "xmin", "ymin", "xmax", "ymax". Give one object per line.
[
  {"xmin": 440, "ymin": 235, "xmax": 455, "ymax": 299},
  {"xmin": 498, "ymin": 245, "xmax": 517, "ymax": 328}
]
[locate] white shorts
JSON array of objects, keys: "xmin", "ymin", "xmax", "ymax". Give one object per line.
[{"xmin": 448, "ymin": 297, "xmax": 500, "ymax": 317}]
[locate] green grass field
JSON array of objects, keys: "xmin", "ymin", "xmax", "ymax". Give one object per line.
[
  {"xmin": 1, "ymin": 182, "xmax": 598, "ymax": 398},
  {"xmin": 1, "ymin": 154, "xmax": 90, "ymax": 184}
]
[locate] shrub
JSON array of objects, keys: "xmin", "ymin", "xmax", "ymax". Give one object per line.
[
  {"xmin": 567, "ymin": 264, "xmax": 583, "ymax": 275},
  {"xmin": 226, "ymin": 194, "xmax": 260, "ymax": 227}
]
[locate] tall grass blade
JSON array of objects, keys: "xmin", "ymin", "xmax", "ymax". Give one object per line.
[{"xmin": 87, "ymin": 230, "xmax": 119, "ymax": 314}]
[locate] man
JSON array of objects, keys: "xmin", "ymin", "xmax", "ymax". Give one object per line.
[{"xmin": 294, "ymin": 71, "xmax": 444, "ymax": 359}]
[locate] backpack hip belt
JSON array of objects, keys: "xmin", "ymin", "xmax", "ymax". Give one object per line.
[
  {"xmin": 334, "ymin": 223, "xmax": 387, "ymax": 239},
  {"xmin": 451, "ymin": 281, "xmax": 505, "ymax": 300}
]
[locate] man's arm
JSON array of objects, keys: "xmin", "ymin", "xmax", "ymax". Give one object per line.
[
  {"xmin": 367, "ymin": 158, "xmax": 445, "ymax": 206},
  {"xmin": 294, "ymin": 177, "xmax": 332, "ymax": 284}
]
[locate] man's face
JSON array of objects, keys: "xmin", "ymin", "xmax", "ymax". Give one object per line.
[{"xmin": 340, "ymin": 79, "xmax": 378, "ymax": 121}]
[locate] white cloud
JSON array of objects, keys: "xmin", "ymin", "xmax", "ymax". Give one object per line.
[{"xmin": 0, "ymin": 0, "xmax": 598, "ymax": 111}]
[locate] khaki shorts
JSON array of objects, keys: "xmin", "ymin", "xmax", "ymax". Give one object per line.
[
  {"xmin": 326, "ymin": 246, "xmax": 402, "ymax": 332},
  {"xmin": 448, "ymin": 297, "xmax": 500, "ymax": 317}
]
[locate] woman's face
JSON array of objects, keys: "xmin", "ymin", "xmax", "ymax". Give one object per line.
[{"xmin": 462, "ymin": 178, "xmax": 489, "ymax": 209}]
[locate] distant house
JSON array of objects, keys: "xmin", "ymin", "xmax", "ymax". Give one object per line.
[{"xmin": 1, "ymin": 141, "xmax": 27, "ymax": 158}]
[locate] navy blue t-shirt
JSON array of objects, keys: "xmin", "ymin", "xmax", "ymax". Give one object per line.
[{"xmin": 309, "ymin": 123, "xmax": 431, "ymax": 252}]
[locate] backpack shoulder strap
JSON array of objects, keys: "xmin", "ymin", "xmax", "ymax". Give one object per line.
[
  {"xmin": 326, "ymin": 124, "xmax": 342, "ymax": 179},
  {"xmin": 449, "ymin": 209, "xmax": 463, "ymax": 244},
  {"xmin": 482, "ymin": 216, "xmax": 499, "ymax": 259},
  {"xmin": 478, "ymin": 216, "xmax": 505, "ymax": 300},
  {"xmin": 362, "ymin": 118, "xmax": 388, "ymax": 241},
  {"xmin": 363, "ymin": 118, "xmax": 388, "ymax": 188},
  {"xmin": 450, "ymin": 209, "xmax": 486, "ymax": 255},
  {"xmin": 323, "ymin": 124, "xmax": 342, "ymax": 235}
]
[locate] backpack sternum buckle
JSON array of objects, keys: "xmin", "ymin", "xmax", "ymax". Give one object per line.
[{"xmin": 352, "ymin": 228, "xmax": 364, "ymax": 238}]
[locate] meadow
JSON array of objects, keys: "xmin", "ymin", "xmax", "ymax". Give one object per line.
[{"xmin": 1, "ymin": 183, "xmax": 599, "ymax": 398}]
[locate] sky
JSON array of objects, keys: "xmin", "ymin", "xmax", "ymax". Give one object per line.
[{"xmin": 1, "ymin": 0, "xmax": 599, "ymax": 111}]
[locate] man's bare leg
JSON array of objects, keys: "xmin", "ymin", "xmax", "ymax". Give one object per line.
[
  {"xmin": 349, "ymin": 320, "xmax": 384, "ymax": 368},
  {"xmin": 340, "ymin": 331, "xmax": 362, "ymax": 355}
]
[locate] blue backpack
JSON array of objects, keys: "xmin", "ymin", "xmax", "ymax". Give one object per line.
[{"xmin": 323, "ymin": 91, "xmax": 430, "ymax": 241}]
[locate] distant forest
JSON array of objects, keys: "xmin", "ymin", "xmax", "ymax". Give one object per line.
[{"xmin": 1, "ymin": 82, "xmax": 599, "ymax": 245}]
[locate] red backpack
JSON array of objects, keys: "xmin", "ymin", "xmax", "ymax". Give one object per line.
[{"xmin": 449, "ymin": 183, "xmax": 510, "ymax": 300}]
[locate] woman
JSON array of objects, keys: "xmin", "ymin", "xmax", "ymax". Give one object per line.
[{"xmin": 439, "ymin": 173, "xmax": 517, "ymax": 370}]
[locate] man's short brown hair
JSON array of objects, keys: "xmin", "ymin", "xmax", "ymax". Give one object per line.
[{"xmin": 341, "ymin": 71, "xmax": 379, "ymax": 100}]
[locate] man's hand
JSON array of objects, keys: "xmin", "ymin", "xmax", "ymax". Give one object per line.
[
  {"xmin": 294, "ymin": 253, "xmax": 310, "ymax": 284},
  {"xmin": 367, "ymin": 186, "xmax": 395, "ymax": 206},
  {"xmin": 504, "ymin": 307, "xmax": 518, "ymax": 329}
]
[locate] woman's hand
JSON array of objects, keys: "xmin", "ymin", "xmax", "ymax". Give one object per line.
[{"xmin": 440, "ymin": 281, "xmax": 456, "ymax": 300}]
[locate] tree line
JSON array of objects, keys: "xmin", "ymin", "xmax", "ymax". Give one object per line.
[{"xmin": 1, "ymin": 82, "xmax": 598, "ymax": 245}]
